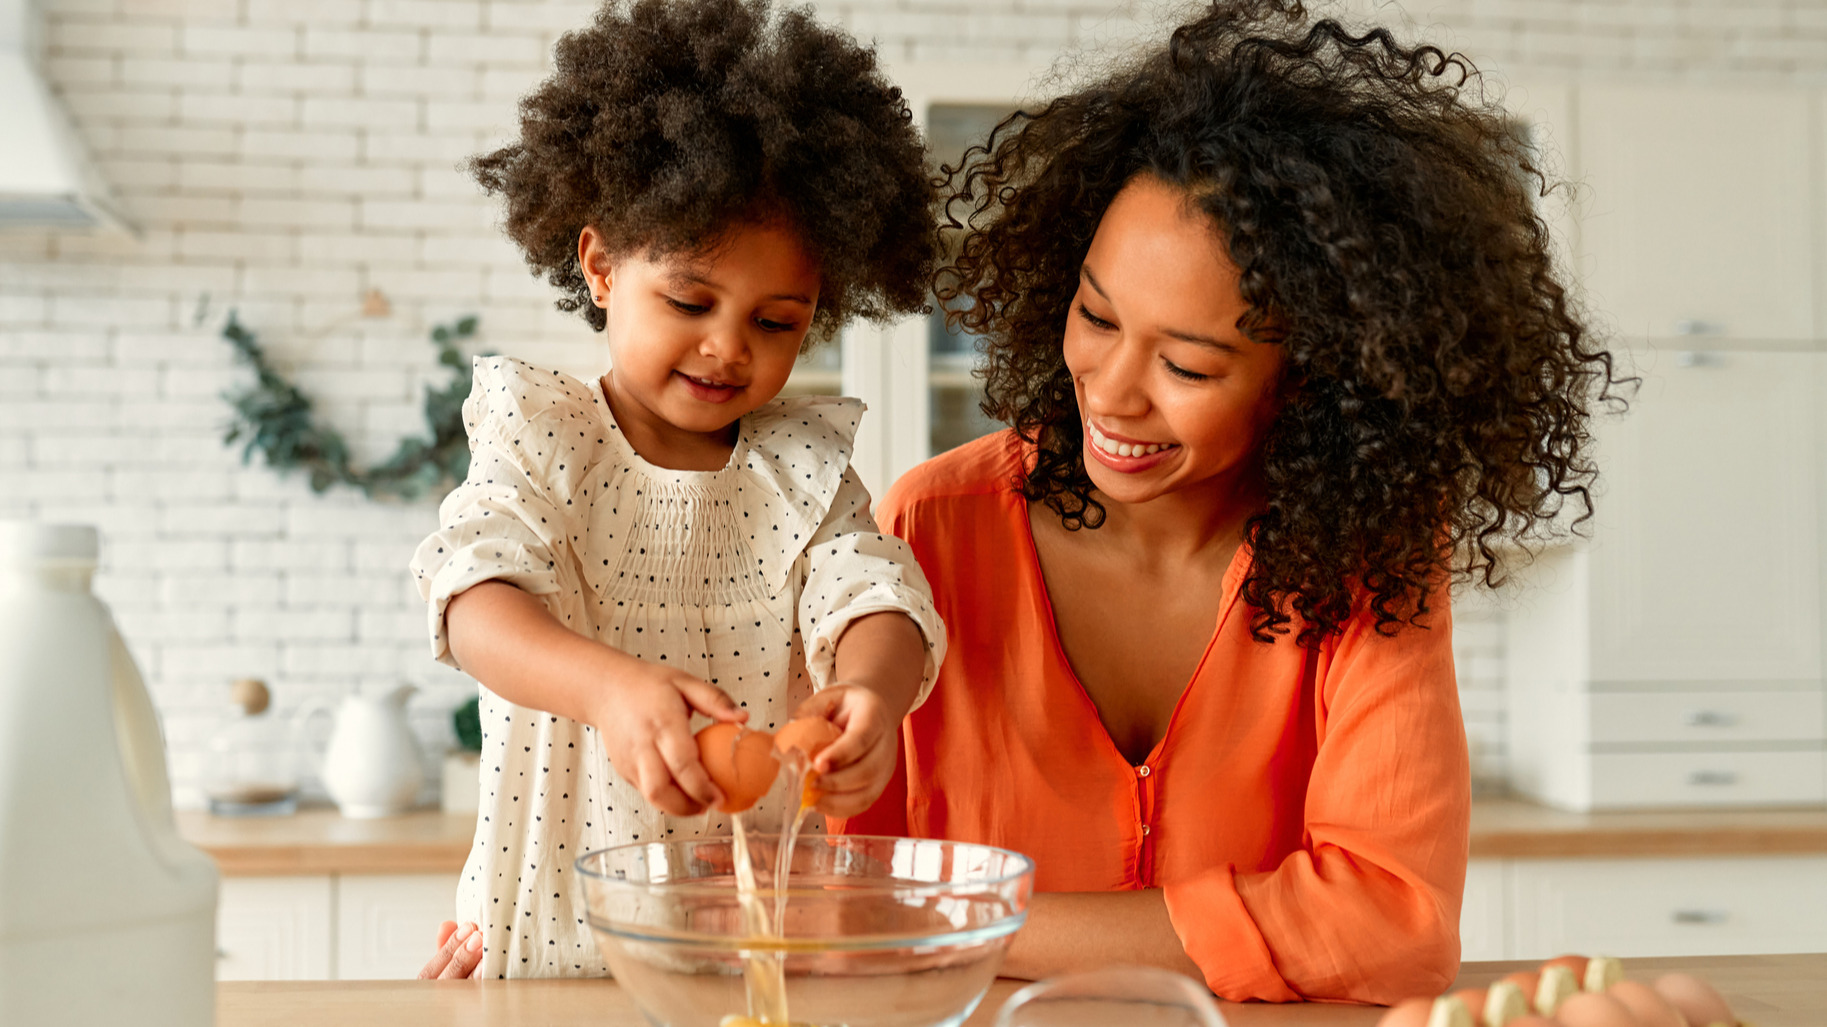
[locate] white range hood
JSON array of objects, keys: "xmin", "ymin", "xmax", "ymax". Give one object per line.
[{"xmin": 0, "ymin": 0, "xmax": 129, "ymax": 231}]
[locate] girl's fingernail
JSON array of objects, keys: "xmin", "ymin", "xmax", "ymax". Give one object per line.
[{"xmin": 466, "ymin": 931, "xmax": 483, "ymax": 951}]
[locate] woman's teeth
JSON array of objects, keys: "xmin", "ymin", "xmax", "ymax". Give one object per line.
[{"xmin": 1089, "ymin": 424, "xmax": 1176, "ymax": 458}]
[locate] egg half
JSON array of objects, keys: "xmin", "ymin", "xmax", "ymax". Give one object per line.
[
  {"xmin": 773, "ymin": 716, "xmax": 843, "ymax": 806},
  {"xmin": 695, "ymin": 723, "xmax": 779, "ymax": 813}
]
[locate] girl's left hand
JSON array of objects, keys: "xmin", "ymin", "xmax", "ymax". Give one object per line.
[{"xmin": 791, "ymin": 682, "xmax": 903, "ymax": 818}]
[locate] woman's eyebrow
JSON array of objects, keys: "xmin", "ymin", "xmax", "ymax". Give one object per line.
[{"xmin": 1080, "ymin": 263, "xmax": 1239, "ymax": 353}]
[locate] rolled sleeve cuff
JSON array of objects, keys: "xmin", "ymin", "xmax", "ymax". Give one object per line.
[
  {"xmin": 420, "ymin": 539, "xmax": 560, "ymax": 668},
  {"xmin": 803, "ymin": 583, "xmax": 945, "ymax": 709},
  {"xmin": 1163, "ymin": 865, "xmax": 1301, "ymax": 1002}
]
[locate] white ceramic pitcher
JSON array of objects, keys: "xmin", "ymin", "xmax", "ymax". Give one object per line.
[{"xmin": 315, "ymin": 684, "xmax": 426, "ymax": 818}]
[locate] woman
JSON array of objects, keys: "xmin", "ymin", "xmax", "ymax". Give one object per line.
[{"xmin": 833, "ymin": 0, "xmax": 1618, "ymax": 1004}]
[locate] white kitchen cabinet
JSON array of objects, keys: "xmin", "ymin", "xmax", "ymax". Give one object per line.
[
  {"xmin": 1505, "ymin": 346, "xmax": 1827, "ymax": 810},
  {"xmin": 215, "ymin": 872, "xmax": 457, "ymax": 980},
  {"xmin": 1461, "ymin": 859, "xmax": 1510, "ymax": 961},
  {"xmin": 1578, "ymin": 85, "xmax": 1815, "ymax": 341},
  {"xmin": 1508, "ymin": 856, "xmax": 1827, "ymax": 958},
  {"xmin": 216, "ymin": 876, "xmax": 334, "ymax": 981},
  {"xmin": 1587, "ymin": 347, "xmax": 1821, "ymax": 683},
  {"xmin": 336, "ymin": 873, "xmax": 457, "ymax": 980}
]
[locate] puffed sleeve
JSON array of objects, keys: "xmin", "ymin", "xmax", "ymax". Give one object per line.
[
  {"xmin": 1162, "ymin": 599, "xmax": 1470, "ymax": 1004},
  {"xmin": 408, "ymin": 360, "xmax": 576, "ymax": 669},
  {"xmin": 795, "ymin": 466, "xmax": 947, "ymax": 706}
]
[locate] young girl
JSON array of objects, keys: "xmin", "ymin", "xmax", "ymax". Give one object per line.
[{"xmin": 409, "ymin": 0, "xmax": 945, "ymax": 980}]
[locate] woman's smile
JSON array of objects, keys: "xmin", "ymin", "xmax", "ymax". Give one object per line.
[{"xmin": 1085, "ymin": 421, "xmax": 1181, "ymax": 470}]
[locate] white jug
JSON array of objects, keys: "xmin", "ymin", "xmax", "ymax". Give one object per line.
[
  {"xmin": 316, "ymin": 684, "xmax": 426, "ymax": 818},
  {"xmin": 0, "ymin": 522, "xmax": 218, "ymax": 1026}
]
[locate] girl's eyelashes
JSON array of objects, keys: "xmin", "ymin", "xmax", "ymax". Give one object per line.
[{"xmin": 665, "ymin": 296, "xmax": 798, "ymax": 333}]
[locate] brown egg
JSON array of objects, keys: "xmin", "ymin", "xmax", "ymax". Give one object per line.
[
  {"xmin": 1653, "ymin": 972, "xmax": 1737, "ymax": 1027},
  {"xmin": 695, "ymin": 723, "xmax": 779, "ymax": 813},
  {"xmin": 1554, "ymin": 992, "xmax": 1638, "ymax": 1027},
  {"xmin": 1375, "ymin": 997, "xmax": 1433, "ymax": 1027},
  {"xmin": 1608, "ymin": 979, "xmax": 1688, "ymax": 1027},
  {"xmin": 1450, "ymin": 989, "xmax": 1487, "ymax": 1022}
]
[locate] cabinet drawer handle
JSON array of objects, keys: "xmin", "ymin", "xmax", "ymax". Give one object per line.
[
  {"xmin": 1684, "ymin": 710, "xmax": 1737, "ymax": 728},
  {"xmin": 1688, "ymin": 770, "xmax": 1738, "ymax": 786},
  {"xmin": 1672, "ymin": 910, "xmax": 1729, "ymax": 925}
]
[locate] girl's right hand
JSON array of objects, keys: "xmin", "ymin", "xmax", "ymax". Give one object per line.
[
  {"xmin": 594, "ymin": 659, "xmax": 746, "ymax": 816},
  {"xmin": 418, "ymin": 920, "xmax": 482, "ymax": 979}
]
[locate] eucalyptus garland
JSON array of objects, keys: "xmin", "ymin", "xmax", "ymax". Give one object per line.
[{"xmin": 221, "ymin": 313, "xmax": 486, "ymax": 501}]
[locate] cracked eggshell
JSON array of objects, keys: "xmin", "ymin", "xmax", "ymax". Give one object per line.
[
  {"xmin": 773, "ymin": 716, "xmax": 841, "ymax": 762},
  {"xmin": 695, "ymin": 723, "xmax": 779, "ymax": 813}
]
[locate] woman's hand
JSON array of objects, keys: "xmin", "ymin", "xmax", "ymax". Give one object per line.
[
  {"xmin": 417, "ymin": 920, "xmax": 483, "ymax": 980},
  {"xmin": 591, "ymin": 659, "xmax": 747, "ymax": 816}
]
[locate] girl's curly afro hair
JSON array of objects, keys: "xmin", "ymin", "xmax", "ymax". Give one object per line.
[
  {"xmin": 941, "ymin": 0, "xmax": 1626, "ymax": 646},
  {"xmin": 472, "ymin": 0, "xmax": 935, "ymax": 340}
]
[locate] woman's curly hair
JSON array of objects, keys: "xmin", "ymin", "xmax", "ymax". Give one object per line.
[
  {"xmin": 941, "ymin": 0, "xmax": 1626, "ymax": 646},
  {"xmin": 471, "ymin": 0, "xmax": 934, "ymax": 340}
]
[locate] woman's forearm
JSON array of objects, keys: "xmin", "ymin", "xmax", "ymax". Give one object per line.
[
  {"xmin": 445, "ymin": 580, "xmax": 634, "ymax": 726},
  {"xmin": 1002, "ymin": 890, "xmax": 1204, "ymax": 982}
]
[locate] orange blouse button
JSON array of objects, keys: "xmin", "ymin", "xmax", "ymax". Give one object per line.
[
  {"xmin": 1142, "ymin": 824, "xmax": 1152, "ymax": 835},
  {"xmin": 1136, "ymin": 765, "xmax": 1151, "ymax": 777}
]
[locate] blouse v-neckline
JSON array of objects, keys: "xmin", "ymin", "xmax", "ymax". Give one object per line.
[{"xmin": 1011, "ymin": 485, "xmax": 1253, "ymax": 770}]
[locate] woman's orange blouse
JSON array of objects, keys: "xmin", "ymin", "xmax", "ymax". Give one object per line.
[{"xmin": 832, "ymin": 431, "xmax": 1471, "ymax": 1004}]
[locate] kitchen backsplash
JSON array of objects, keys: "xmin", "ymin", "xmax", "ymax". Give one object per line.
[{"xmin": 3, "ymin": 0, "xmax": 1815, "ymax": 806}]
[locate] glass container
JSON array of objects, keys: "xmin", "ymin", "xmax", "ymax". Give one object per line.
[
  {"xmin": 578, "ymin": 835, "xmax": 1034, "ymax": 1027},
  {"xmin": 993, "ymin": 966, "xmax": 1229, "ymax": 1027},
  {"xmin": 202, "ymin": 678, "xmax": 300, "ymax": 816}
]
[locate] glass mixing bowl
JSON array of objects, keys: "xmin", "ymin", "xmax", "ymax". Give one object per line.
[{"xmin": 577, "ymin": 835, "xmax": 1035, "ymax": 1027}]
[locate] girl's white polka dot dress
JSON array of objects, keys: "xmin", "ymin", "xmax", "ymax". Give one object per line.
[{"xmin": 410, "ymin": 356, "xmax": 945, "ymax": 979}]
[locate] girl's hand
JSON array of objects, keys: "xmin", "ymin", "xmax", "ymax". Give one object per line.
[
  {"xmin": 593, "ymin": 658, "xmax": 746, "ymax": 816},
  {"xmin": 417, "ymin": 920, "xmax": 482, "ymax": 980},
  {"xmin": 791, "ymin": 681, "xmax": 905, "ymax": 818}
]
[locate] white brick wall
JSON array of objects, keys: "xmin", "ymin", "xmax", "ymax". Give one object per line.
[{"xmin": 7, "ymin": 0, "xmax": 1822, "ymax": 807}]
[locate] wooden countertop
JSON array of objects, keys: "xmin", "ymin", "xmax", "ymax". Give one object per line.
[
  {"xmin": 176, "ymin": 807, "xmax": 474, "ymax": 876},
  {"xmin": 218, "ymin": 953, "xmax": 1827, "ymax": 1026},
  {"xmin": 1468, "ymin": 798, "xmax": 1827, "ymax": 859},
  {"xmin": 179, "ymin": 800, "xmax": 1827, "ymax": 876}
]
